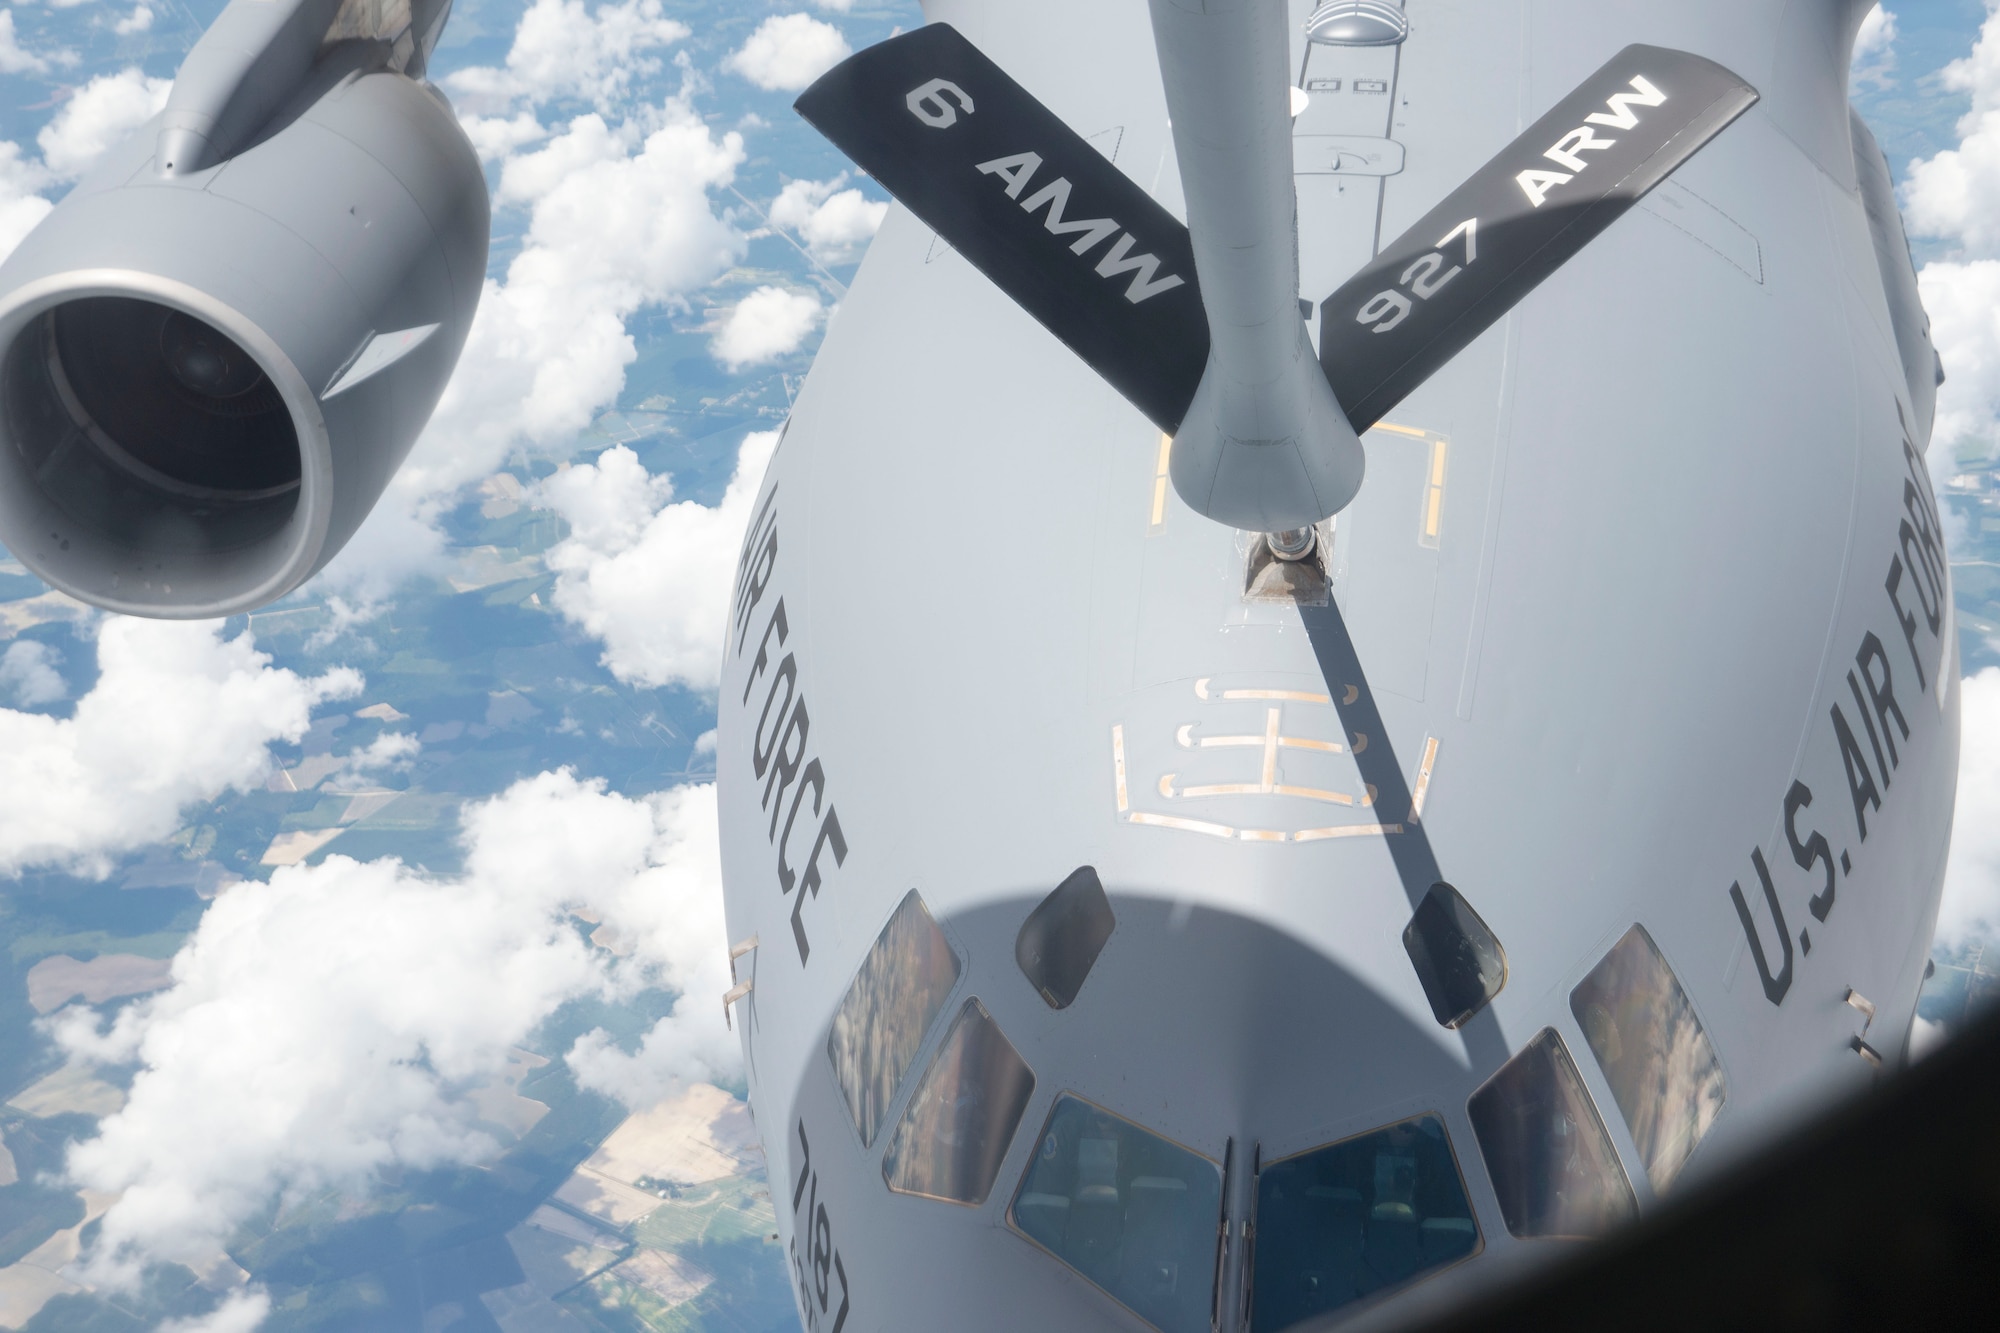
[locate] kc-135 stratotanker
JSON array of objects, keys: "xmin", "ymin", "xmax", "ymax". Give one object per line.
[{"xmin": 0, "ymin": 0, "xmax": 1959, "ymax": 1328}]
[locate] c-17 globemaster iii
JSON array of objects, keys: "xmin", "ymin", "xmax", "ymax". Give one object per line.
[{"xmin": 0, "ymin": 0, "xmax": 1958, "ymax": 1330}]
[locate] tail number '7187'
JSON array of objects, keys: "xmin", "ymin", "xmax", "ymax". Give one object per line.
[{"xmin": 1355, "ymin": 218, "xmax": 1478, "ymax": 333}]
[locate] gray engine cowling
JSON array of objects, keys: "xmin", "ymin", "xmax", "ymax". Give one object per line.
[{"xmin": 0, "ymin": 0, "xmax": 487, "ymax": 618}]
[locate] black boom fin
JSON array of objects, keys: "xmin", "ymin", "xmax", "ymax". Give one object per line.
[
  {"xmin": 1318, "ymin": 44, "xmax": 1758, "ymax": 431},
  {"xmin": 796, "ymin": 26, "xmax": 1757, "ymax": 437},
  {"xmin": 794, "ymin": 23, "xmax": 1209, "ymax": 435}
]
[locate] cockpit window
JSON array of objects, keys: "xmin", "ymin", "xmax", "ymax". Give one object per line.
[
  {"xmin": 1467, "ymin": 1027, "xmax": 1636, "ymax": 1238},
  {"xmin": 1570, "ymin": 925, "xmax": 1726, "ymax": 1192},
  {"xmin": 1251, "ymin": 1114, "xmax": 1479, "ymax": 1329},
  {"xmin": 882, "ymin": 998, "xmax": 1037, "ymax": 1206},
  {"xmin": 1402, "ymin": 881, "xmax": 1507, "ymax": 1029},
  {"xmin": 1009, "ymin": 1095, "xmax": 1222, "ymax": 1333},
  {"xmin": 1017, "ymin": 865, "xmax": 1117, "ymax": 1009},
  {"xmin": 827, "ymin": 889, "xmax": 961, "ymax": 1146}
]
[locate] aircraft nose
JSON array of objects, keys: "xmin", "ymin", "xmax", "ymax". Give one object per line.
[{"xmin": 790, "ymin": 878, "xmax": 1513, "ymax": 1333}]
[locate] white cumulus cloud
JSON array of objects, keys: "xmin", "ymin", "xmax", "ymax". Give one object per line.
[
  {"xmin": 0, "ymin": 8, "xmax": 68, "ymax": 74},
  {"xmin": 1895, "ymin": 7, "xmax": 2000, "ymax": 974},
  {"xmin": 541, "ymin": 428, "xmax": 778, "ymax": 691},
  {"xmin": 724, "ymin": 13, "xmax": 850, "ymax": 92},
  {"xmin": 443, "ymin": 0, "xmax": 690, "ymax": 113},
  {"xmin": 770, "ymin": 174, "xmax": 887, "ymax": 264},
  {"xmin": 1853, "ymin": 5, "xmax": 1898, "ymax": 89},
  {"xmin": 1906, "ymin": 3, "xmax": 2000, "ymax": 254},
  {"xmin": 0, "ymin": 619, "xmax": 361, "ymax": 878},
  {"xmin": 341, "ymin": 729, "xmax": 422, "ymax": 778},
  {"xmin": 156, "ymin": 1289, "xmax": 273, "ymax": 1333},
  {"xmin": 1906, "ymin": 6, "xmax": 2000, "ymax": 472},
  {"xmin": 37, "ymin": 66, "xmax": 171, "ymax": 180},
  {"xmin": 459, "ymin": 108, "xmax": 548, "ymax": 162},
  {"xmin": 1921, "ymin": 260, "xmax": 2000, "ymax": 462},
  {"xmin": 320, "ymin": 102, "xmax": 746, "ymax": 601},
  {"xmin": 112, "ymin": 3, "xmax": 151, "ymax": 36},
  {"xmin": 54, "ymin": 770, "xmax": 732, "ymax": 1285},
  {"xmin": 0, "ymin": 638, "xmax": 64, "ymax": 707},
  {"xmin": 0, "ymin": 67, "xmax": 170, "ymax": 264},
  {"xmin": 468, "ymin": 111, "xmax": 744, "ymax": 454},
  {"xmin": 0, "ymin": 139, "xmax": 53, "ymax": 259},
  {"xmin": 1936, "ymin": 668, "xmax": 2000, "ymax": 945},
  {"xmin": 711, "ymin": 285, "xmax": 822, "ymax": 371}
]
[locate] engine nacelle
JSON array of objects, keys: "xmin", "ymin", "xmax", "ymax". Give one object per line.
[{"xmin": 0, "ymin": 3, "xmax": 486, "ymax": 618}]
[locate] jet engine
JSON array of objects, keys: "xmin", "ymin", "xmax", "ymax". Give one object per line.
[{"xmin": 0, "ymin": 0, "xmax": 487, "ymax": 617}]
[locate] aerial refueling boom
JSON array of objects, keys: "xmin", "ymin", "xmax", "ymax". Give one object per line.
[{"xmin": 1148, "ymin": 0, "xmax": 1367, "ymax": 534}]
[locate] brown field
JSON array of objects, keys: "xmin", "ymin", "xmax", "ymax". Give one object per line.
[{"xmin": 25, "ymin": 954, "xmax": 173, "ymax": 1014}]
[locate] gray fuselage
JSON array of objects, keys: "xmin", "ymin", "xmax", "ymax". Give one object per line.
[{"xmin": 717, "ymin": 1, "xmax": 1960, "ymax": 1328}]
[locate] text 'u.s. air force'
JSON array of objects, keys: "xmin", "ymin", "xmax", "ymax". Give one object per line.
[{"xmin": 731, "ymin": 485, "xmax": 849, "ymax": 966}]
